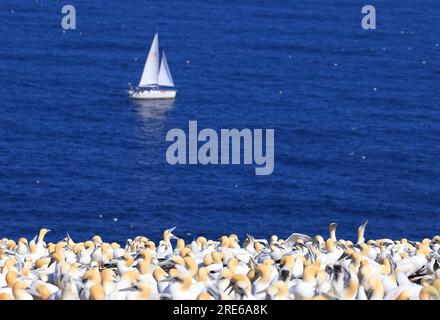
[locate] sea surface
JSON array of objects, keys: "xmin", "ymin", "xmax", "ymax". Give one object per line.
[{"xmin": 0, "ymin": 0, "xmax": 439, "ymax": 243}]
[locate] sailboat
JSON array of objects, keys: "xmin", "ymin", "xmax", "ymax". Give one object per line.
[{"xmin": 129, "ymin": 33, "xmax": 177, "ymax": 99}]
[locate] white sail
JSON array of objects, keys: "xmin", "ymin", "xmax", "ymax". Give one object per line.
[
  {"xmin": 158, "ymin": 51, "xmax": 175, "ymax": 87},
  {"xmin": 139, "ymin": 33, "xmax": 160, "ymax": 87}
]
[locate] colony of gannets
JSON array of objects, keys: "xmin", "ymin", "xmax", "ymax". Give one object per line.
[{"xmin": 0, "ymin": 223, "xmax": 439, "ymax": 300}]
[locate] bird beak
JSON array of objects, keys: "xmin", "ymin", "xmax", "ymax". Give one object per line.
[
  {"xmin": 119, "ymin": 285, "xmax": 137, "ymax": 292},
  {"xmin": 48, "ymin": 257, "xmax": 56, "ymax": 267},
  {"xmin": 159, "ymin": 277, "xmax": 177, "ymax": 283}
]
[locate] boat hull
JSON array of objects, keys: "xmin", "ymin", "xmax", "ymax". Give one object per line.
[{"xmin": 129, "ymin": 88, "xmax": 176, "ymax": 100}]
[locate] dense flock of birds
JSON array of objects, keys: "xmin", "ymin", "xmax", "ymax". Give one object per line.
[{"xmin": 0, "ymin": 223, "xmax": 439, "ymax": 300}]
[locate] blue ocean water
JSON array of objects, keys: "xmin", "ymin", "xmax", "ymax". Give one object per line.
[{"xmin": 0, "ymin": 0, "xmax": 439, "ymax": 243}]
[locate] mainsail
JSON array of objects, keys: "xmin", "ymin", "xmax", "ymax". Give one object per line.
[
  {"xmin": 158, "ymin": 51, "xmax": 175, "ymax": 87},
  {"xmin": 139, "ymin": 33, "xmax": 160, "ymax": 87}
]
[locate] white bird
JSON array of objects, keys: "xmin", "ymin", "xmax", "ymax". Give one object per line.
[
  {"xmin": 0, "ymin": 226, "xmax": 438, "ymax": 300},
  {"xmin": 289, "ymin": 264, "xmax": 319, "ymax": 299}
]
